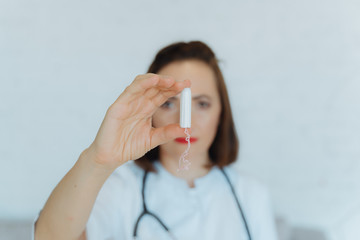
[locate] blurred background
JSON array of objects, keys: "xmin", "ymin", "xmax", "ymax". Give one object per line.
[{"xmin": 0, "ymin": 0, "xmax": 359, "ymax": 239}]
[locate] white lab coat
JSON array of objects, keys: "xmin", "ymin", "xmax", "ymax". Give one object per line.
[{"xmin": 32, "ymin": 160, "xmax": 278, "ymax": 240}]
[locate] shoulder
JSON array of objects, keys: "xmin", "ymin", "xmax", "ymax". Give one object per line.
[
  {"xmin": 99, "ymin": 160, "xmax": 144, "ymax": 197},
  {"xmin": 223, "ymin": 163, "xmax": 269, "ymax": 198},
  {"xmin": 221, "ymin": 163, "xmax": 274, "ymax": 216},
  {"xmin": 112, "ymin": 160, "xmax": 145, "ymax": 182},
  {"xmin": 222, "ymin": 164, "xmax": 278, "ymax": 239}
]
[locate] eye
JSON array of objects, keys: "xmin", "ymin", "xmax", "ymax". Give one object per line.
[
  {"xmin": 160, "ymin": 101, "xmax": 174, "ymax": 109},
  {"xmin": 198, "ymin": 101, "xmax": 210, "ymax": 109}
]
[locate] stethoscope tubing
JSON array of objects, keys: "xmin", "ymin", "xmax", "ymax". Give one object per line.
[{"xmin": 133, "ymin": 166, "xmax": 252, "ymax": 240}]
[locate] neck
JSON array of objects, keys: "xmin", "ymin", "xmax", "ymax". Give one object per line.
[{"xmin": 159, "ymin": 151, "xmax": 212, "ymax": 188}]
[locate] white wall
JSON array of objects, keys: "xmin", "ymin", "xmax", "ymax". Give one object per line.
[{"xmin": 1, "ymin": 0, "xmax": 359, "ymax": 238}]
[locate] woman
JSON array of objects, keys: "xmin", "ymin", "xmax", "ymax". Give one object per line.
[{"xmin": 34, "ymin": 41, "xmax": 278, "ymax": 240}]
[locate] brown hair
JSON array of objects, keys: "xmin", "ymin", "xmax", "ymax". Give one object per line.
[{"xmin": 135, "ymin": 41, "xmax": 239, "ymax": 171}]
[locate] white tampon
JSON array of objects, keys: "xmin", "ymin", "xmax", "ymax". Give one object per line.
[{"xmin": 180, "ymin": 88, "xmax": 191, "ymax": 128}]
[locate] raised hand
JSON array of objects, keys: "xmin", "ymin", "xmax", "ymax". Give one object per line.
[{"xmin": 87, "ymin": 73, "xmax": 191, "ymax": 170}]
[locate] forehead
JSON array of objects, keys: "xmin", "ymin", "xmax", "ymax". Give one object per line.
[{"xmin": 156, "ymin": 60, "xmax": 219, "ymax": 97}]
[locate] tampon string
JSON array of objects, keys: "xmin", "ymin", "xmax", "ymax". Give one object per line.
[{"xmin": 177, "ymin": 128, "xmax": 191, "ymax": 172}]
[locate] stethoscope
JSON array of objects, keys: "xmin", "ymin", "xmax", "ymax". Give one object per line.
[{"xmin": 132, "ymin": 166, "xmax": 252, "ymax": 240}]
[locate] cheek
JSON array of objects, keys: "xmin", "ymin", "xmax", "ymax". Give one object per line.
[
  {"xmin": 198, "ymin": 116, "xmax": 219, "ymax": 134},
  {"xmin": 193, "ymin": 109, "xmax": 221, "ymax": 137}
]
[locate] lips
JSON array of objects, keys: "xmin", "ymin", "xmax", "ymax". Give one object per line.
[{"xmin": 175, "ymin": 137, "xmax": 198, "ymax": 144}]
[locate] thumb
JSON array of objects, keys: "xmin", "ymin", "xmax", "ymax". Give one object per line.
[{"xmin": 150, "ymin": 124, "xmax": 191, "ymax": 149}]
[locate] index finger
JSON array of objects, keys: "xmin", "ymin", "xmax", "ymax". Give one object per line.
[
  {"xmin": 150, "ymin": 78, "xmax": 191, "ymax": 107},
  {"xmin": 112, "ymin": 74, "xmax": 165, "ymax": 106},
  {"xmin": 124, "ymin": 74, "xmax": 161, "ymax": 96},
  {"xmin": 123, "ymin": 73, "xmax": 190, "ymax": 99}
]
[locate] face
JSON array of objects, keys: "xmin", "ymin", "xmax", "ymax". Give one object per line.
[{"xmin": 152, "ymin": 59, "xmax": 222, "ymax": 162}]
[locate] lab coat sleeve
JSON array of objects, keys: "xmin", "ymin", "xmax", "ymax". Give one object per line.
[
  {"xmin": 31, "ymin": 162, "xmax": 139, "ymax": 240},
  {"xmin": 230, "ymin": 168, "xmax": 279, "ymax": 240},
  {"xmin": 251, "ymin": 184, "xmax": 279, "ymax": 240},
  {"xmin": 31, "ymin": 211, "xmax": 40, "ymax": 240},
  {"xmin": 30, "ymin": 177, "xmax": 123, "ymax": 240},
  {"xmin": 30, "ymin": 204, "xmax": 120, "ymax": 240},
  {"xmin": 30, "ymin": 186, "xmax": 126, "ymax": 240}
]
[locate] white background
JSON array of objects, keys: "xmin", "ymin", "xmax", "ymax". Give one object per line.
[{"xmin": 1, "ymin": 0, "xmax": 359, "ymax": 239}]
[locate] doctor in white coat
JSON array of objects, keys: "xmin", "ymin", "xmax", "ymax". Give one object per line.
[{"xmin": 34, "ymin": 41, "xmax": 278, "ymax": 240}]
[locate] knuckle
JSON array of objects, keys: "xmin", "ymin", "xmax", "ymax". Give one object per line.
[
  {"xmin": 106, "ymin": 104, "xmax": 115, "ymax": 115},
  {"xmin": 124, "ymin": 85, "xmax": 131, "ymax": 93},
  {"xmin": 145, "ymin": 73, "xmax": 156, "ymax": 77},
  {"xmin": 135, "ymin": 74, "xmax": 143, "ymax": 80}
]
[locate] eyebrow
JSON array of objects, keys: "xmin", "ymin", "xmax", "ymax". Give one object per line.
[{"xmin": 168, "ymin": 94, "xmax": 212, "ymax": 101}]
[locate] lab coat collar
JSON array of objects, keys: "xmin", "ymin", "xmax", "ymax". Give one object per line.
[{"xmin": 152, "ymin": 160, "xmax": 221, "ymax": 194}]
